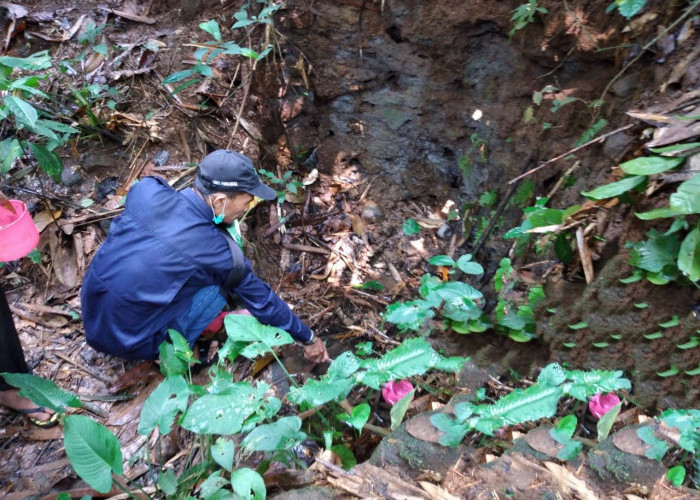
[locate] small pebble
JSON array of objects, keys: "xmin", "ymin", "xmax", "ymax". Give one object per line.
[
  {"xmin": 437, "ymin": 223, "xmax": 453, "ymax": 239},
  {"xmin": 362, "ymin": 201, "xmax": 384, "ymax": 224},
  {"xmin": 153, "ymin": 150, "xmax": 170, "ymax": 167}
]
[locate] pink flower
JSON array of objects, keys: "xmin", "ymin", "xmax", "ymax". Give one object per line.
[
  {"xmin": 588, "ymin": 393, "xmax": 621, "ymax": 419},
  {"xmin": 382, "ymin": 379, "xmax": 414, "ymax": 406}
]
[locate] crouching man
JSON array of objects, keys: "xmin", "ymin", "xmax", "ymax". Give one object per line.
[{"xmin": 81, "ymin": 149, "xmax": 329, "ymax": 363}]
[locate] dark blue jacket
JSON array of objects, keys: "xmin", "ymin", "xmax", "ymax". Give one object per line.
[{"xmin": 81, "ymin": 176, "xmax": 311, "ymax": 359}]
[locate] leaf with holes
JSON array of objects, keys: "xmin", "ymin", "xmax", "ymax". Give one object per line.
[
  {"xmin": 614, "ymin": 0, "xmax": 648, "ymax": 18},
  {"xmin": 230, "ymin": 468, "xmax": 266, "ymax": 500},
  {"xmin": 181, "ymin": 383, "xmax": 261, "ymax": 435},
  {"xmin": 225, "ymin": 314, "xmax": 294, "ymax": 359},
  {"xmin": 288, "ymin": 376, "xmax": 355, "ymax": 407},
  {"xmin": 211, "ymin": 438, "xmax": 235, "ymax": 472},
  {"xmin": 138, "ymin": 376, "xmax": 190, "ymax": 436},
  {"xmin": 241, "ymin": 416, "xmax": 306, "ymax": 452}
]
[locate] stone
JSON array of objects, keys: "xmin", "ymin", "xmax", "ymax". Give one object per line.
[
  {"xmin": 611, "ymin": 73, "xmax": 639, "ymax": 98},
  {"xmin": 603, "ymin": 131, "xmax": 632, "ymax": 161},
  {"xmin": 587, "ymin": 426, "xmax": 667, "ymax": 489},
  {"xmin": 436, "ymin": 223, "xmax": 453, "ymax": 239},
  {"xmin": 153, "ymin": 150, "xmax": 169, "ymax": 167},
  {"xmin": 370, "ymin": 411, "xmax": 474, "ymax": 475},
  {"xmin": 60, "ymin": 167, "xmax": 83, "ymax": 187},
  {"xmin": 362, "ymin": 201, "xmax": 384, "ymax": 224}
]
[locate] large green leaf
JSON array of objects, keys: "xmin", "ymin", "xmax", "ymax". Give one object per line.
[
  {"xmin": 5, "ymin": 96, "xmax": 38, "ymax": 128},
  {"xmin": 615, "ymin": 0, "xmax": 647, "ymax": 18},
  {"xmin": 678, "ymin": 225, "xmax": 700, "ymax": 282},
  {"xmin": 436, "ymin": 281, "xmax": 483, "ymax": 301},
  {"xmin": 581, "ymin": 175, "xmax": 645, "ymax": 200},
  {"xmin": 527, "ymin": 207, "xmax": 565, "ymax": 227},
  {"xmin": 287, "ymin": 376, "xmax": 355, "ymax": 407},
  {"xmin": 326, "ymin": 351, "xmax": 360, "ymax": 380},
  {"xmin": 28, "ymin": 142, "xmax": 63, "ymax": 182},
  {"xmin": 225, "ymin": 315, "xmax": 294, "ymax": 359},
  {"xmin": 181, "ymin": 383, "xmax": 261, "ymax": 435},
  {"xmin": 635, "ymin": 207, "xmax": 680, "ymax": 220},
  {"xmin": 358, "ymin": 337, "xmax": 464, "ymax": 390},
  {"xmin": 628, "ymin": 229, "xmax": 680, "ymax": 273},
  {"xmin": 64, "ymin": 415, "xmax": 123, "ymax": 494},
  {"xmin": 563, "ymin": 368, "xmax": 631, "ymax": 401},
  {"xmin": 158, "ymin": 340, "xmax": 189, "ymax": 376},
  {"xmin": 619, "ymin": 155, "xmax": 684, "ymax": 175},
  {"xmin": 670, "ymin": 174, "xmax": 700, "ymax": 215},
  {"xmin": 241, "ymin": 416, "xmax": 306, "ymax": 452},
  {"xmin": 230, "ymin": 468, "xmax": 266, "ymax": 500},
  {"xmin": 138, "ymin": 376, "xmax": 190, "ymax": 436},
  {"xmin": 0, "ymin": 50, "xmax": 52, "ymax": 70},
  {"xmin": 382, "ymin": 300, "xmax": 434, "ymax": 331},
  {"xmin": 0, "ymin": 137, "xmax": 23, "ymax": 174},
  {"xmin": 1, "ymin": 372, "xmax": 82, "ymax": 413},
  {"xmin": 472, "ymin": 385, "xmax": 563, "ymax": 436}
]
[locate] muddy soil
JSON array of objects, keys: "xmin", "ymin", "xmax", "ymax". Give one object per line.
[{"xmin": 1, "ymin": 0, "xmax": 699, "ymax": 497}]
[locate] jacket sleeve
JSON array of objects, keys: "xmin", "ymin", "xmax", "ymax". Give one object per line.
[{"xmin": 231, "ymin": 258, "xmax": 312, "ymax": 343}]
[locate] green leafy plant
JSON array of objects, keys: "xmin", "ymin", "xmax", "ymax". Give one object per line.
[
  {"xmin": 4, "ymin": 314, "xmax": 468, "ymax": 495},
  {"xmin": 430, "ymin": 363, "xmax": 631, "ymax": 446},
  {"xmin": 382, "ymin": 253, "xmax": 486, "ymax": 334},
  {"xmin": 605, "ymin": 0, "xmax": 648, "ymax": 19},
  {"xmin": 0, "ymin": 51, "xmax": 79, "ymax": 180},
  {"xmin": 162, "ymin": 2, "xmax": 279, "ymax": 95},
  {"xmin": 509, "ymin": 0, "xmax": 548, "ymax": 37},
  {"xmin": 258, "ymin": 168, "xmax": 304, "ymax": 203}
]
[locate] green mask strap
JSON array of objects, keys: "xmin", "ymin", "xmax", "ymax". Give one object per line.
[{"xmin": 210, "ymin": 196, "xmax": 226, "ymax": 224}]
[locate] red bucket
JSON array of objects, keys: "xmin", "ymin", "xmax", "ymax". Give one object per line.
[{"xmin": 0, "ymin": 200, "xmax": 40, "ymax": 261}]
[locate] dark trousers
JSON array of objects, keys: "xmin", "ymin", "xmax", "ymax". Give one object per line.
[{"xmin": 0, "ymin": 287, "xmax": 29, "ymax": 391}]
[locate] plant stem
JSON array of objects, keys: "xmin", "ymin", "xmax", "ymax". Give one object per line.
[{"xmin": 597, "ymin": 0, "xmax": 700, "ymax": 110}]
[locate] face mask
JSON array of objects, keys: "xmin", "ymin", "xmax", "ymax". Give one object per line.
[{"xmin": 210, "ymin": 196, "xmax": 227, "ymax": 224}]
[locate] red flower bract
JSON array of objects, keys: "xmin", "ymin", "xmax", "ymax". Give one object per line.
[
  {"xmin": 382, "ymin": 379, "xmax": 414, "ymax": 406},
  {"xmin": 588, "ymin": 393, "xmax": 620, "ymax": 419}
]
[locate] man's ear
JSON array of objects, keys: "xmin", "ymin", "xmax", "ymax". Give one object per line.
[{"xmin": 211, "ymin": 194, "xmax": 227, "ymax": 211}]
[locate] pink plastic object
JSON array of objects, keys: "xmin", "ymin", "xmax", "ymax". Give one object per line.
[
  {"xmin": 0, "ymin": 200, "xmax": 40, "ymax": 261},
  {"xmin": 588, "ymin": 393, "xmax": 621, "ymax": 419},
  {"xmin": 201, "ymin": 309, "xmax": 252, "ymax": 336},
  {"xmin": 382, "ymin": 379, "xmax": 414, "ymax": 406}
]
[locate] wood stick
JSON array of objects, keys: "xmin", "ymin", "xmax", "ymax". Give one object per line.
[
  {"xmin": 507, "ymin": 124, "xmax": 634, "ymax": 185},
  {"xmin": 282, "ymin": 242, "xmax": 330, "ymax": 255}
]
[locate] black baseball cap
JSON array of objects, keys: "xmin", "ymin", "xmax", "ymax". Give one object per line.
[{"xmin": 196, "ymin": 150, "xmax": 277, "ymax": 201}]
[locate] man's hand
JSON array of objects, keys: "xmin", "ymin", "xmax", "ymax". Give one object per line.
[{"xmin": 303, "ymin": 337, "xmax": 330, "ymax": 363}]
